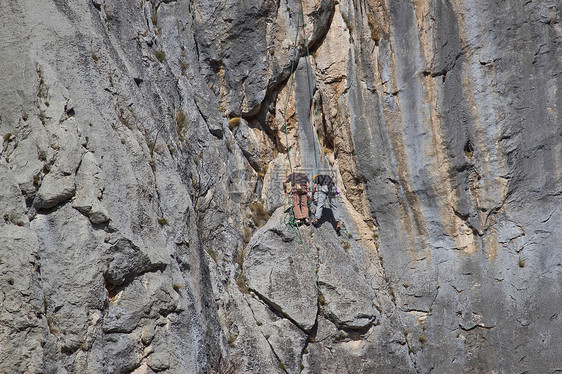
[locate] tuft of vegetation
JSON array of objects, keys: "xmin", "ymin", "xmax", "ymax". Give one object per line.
[
  {"xmin": 38, "ymin": 149, "xmax": 47, "ymax": 161},
  {"xmin": 318, "ymin": 293, "xmax": 326, "ymax": 305},
  {"xmin": 153, "ymin": 50, "xmax": 166, "ymax": 63},
  {"xmin": 3, "ymin": 133, "xmax": 12, "ymax": 142},
  {"xmin": 518, "ymin": 257, "xmax": 525, "ymax": 268},
  {"xmin": 228, "ymin": 117, "xmax": 241, "ymax": 131},
  {"xmin": 236, "ymin": 273, "xmax": 249, "ymax": 294},
  {"xmin": 243, "ymin": 227, "xmax": 253, "ymax": 245},
  {"xmin": 249, "ymin": 201, "xmax": 270, "ymax": 228},
  {"xmin": 157, "ymin": 217, "xmax": 168, "ymax": 225},
  {"xmin": 176, "ymin": 109, "xmax": 187, "ymax": 141},
  {"xmin": 205, "ymin": 247, "xmax": 219, "ymax": 264},
  {"xmin": 227, "ymin": 333, "xmax": 237, "ymax": 347},
  {"xmin": 342, "ymin": 241, "xmax": 351, "ymax": 251},
  {"xmin": 46, "ymin": 315, "xmax": 60, "ymax": 335},
  {"xmin": 172, "ymin": 283, "xmax": 184, "ymax": 292},
  {"xmin": 418, "ymin": 334, "xmax": 427, "ymax": 345},
  {"xmin": 235, "ymin": 248, "xmax": 246, "ymax": 269},
  {"xmin": 33, "ymin": 173, "xmax": 41, "ymax": 187}
]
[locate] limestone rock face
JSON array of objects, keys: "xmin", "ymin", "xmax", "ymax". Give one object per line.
[{"xmin": 1, "ymin": 0, "xmax": 561, "ymax": 373}]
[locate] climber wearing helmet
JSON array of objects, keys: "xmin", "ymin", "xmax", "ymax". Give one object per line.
[
  {"xmin": 283, "ymin": 171, "xmax": 310, "ymax": 225},
  {"xmin": 312, "ymin": 174, "xmax": 341, "ymax": 234}
]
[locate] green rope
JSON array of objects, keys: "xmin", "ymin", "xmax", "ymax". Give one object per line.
[
  {"xmin": 280, "ymin": 1, "xmax": 323, "ymax": 295},
  {"xmin": 283, "ymin": 193, "xmax": 320, "ymax": 293}
]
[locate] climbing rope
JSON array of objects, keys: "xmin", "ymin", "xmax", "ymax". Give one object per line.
[
  {"xmin": 283, "ymin": 193, "xmax": 321, "ymax": 293},
  {"xmin": 280, "ymin": 0, "xmax": 327, "ymax": 294},
  {"xmin": 282, "ymin": 0, "xmax": 324, "ymax": 176},
  {"xmin": 282, "ymin": 0, "xmax": 303, "ymax": 175},
  {"xmin": 299, "ymin": 0, "xmax": 322, "ymax": 175}
]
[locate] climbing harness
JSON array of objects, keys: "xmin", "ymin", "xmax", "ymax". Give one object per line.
[{"xmin": 283, "ymin": 193, "xmax": 320, "ymax": 293}]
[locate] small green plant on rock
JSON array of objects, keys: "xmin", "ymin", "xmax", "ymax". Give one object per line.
[
  {"xmin": 205, "ymin": 247, "xmax": 219, "ymax": 264},
  {"xmin": 153, "ymin": 50, "xmax": 166, "ymax": 62},
  {"xmin": 33, "ymin": 173, "xmax": 41, "ymax": 187},
  {"xmin": 176, "ymin": 109, "xmax": 187, "ymax": 141}
]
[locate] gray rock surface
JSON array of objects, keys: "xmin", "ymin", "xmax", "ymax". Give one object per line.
[{"xmin": 1, "ymin": 0, "xmax": 561, "ymax": 373}]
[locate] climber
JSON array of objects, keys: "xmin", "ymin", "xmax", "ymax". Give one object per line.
[
  {"xmin": 311, "ymin": 174, "xmax": 341, "ymax": 234},
  {"xmin": 283, "ymin": 171, "xmax": 310, "ymax": 225}
]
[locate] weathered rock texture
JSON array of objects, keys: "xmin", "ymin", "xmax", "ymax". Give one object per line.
[{"xmin": 1, "ymin": 0, "xmax": 561, "ymax": 373}]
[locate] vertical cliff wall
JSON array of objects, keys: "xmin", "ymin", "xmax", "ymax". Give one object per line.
[{"xmin": 1, "ymin": 0, "xmax": 561, "ymax": 373}]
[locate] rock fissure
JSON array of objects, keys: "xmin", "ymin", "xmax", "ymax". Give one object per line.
[{"xmin": 248, "ymin": 287, "xmax": 313, "ymax": 335}]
